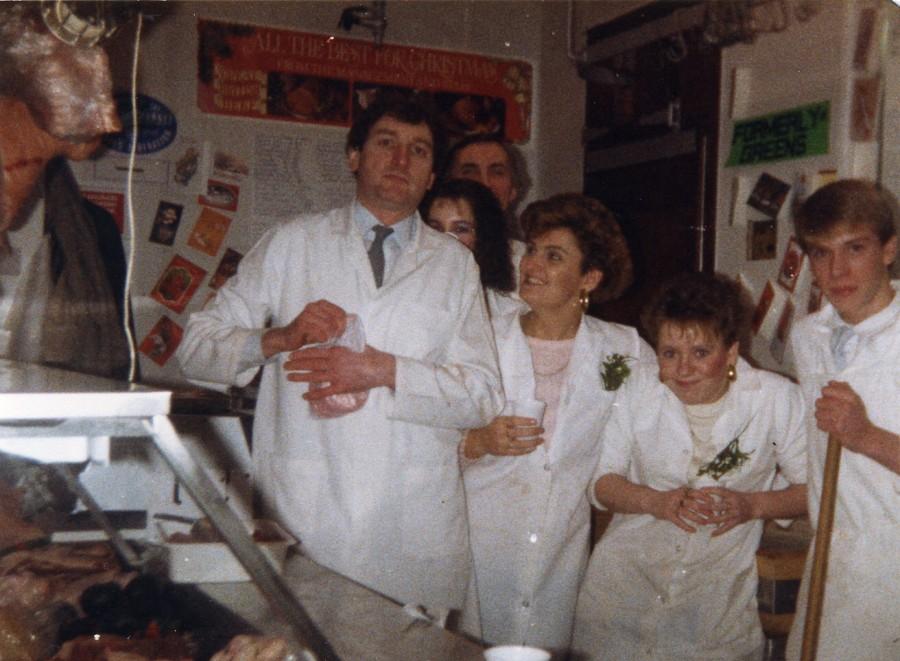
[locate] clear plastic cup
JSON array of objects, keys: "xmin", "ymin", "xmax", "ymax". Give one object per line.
[
  {"xmin": 484, "ymin": 645, "xmax": 551, "ymax": 661},
  {"xmin": 502, "ymin": 399, "xmax": 546, "ymax": 439}
]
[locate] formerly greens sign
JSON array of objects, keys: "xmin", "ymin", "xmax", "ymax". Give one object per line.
[{"xmin": 726, "ymin": 101, "xmax": 829, "ymax": 167}]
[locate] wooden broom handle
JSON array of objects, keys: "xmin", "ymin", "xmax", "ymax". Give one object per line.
[{"xmin": 800, "ymin": 434, "xmax": 842, "ymax": 661}]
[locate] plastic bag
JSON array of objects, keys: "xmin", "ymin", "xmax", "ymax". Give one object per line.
[{"xmin": 308, "ymin": 314, "xmax": 369, "ymax": 418}]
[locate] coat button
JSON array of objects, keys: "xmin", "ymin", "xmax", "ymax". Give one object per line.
[
  {"xmin": 543, "ymin": 463, "xmax": 551, "ymax": 471},
  {"xmin": 529, "ymin": 533, "xmax": 538, "ymax": 543}
]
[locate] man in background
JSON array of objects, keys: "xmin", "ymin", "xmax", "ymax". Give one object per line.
[
  {"xmin": 443, "ymin": 133, "xmax": 530, "ymax": 238},
  {"xmin": 443, "ymin": 134, "xmax": 531, "ymax": 305},
  {"xmin": 177, "ymin": 93, "xmax": 502, "ymax": 617},
  {"xmin": 786, "ymin": 179, "xmax": 900, "ymax": 661}
]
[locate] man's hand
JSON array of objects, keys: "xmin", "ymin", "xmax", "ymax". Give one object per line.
[
  {"xmin": 262, "ymin": 300, "xmax": 346, "ymax": 358},
  {"xmin": 816, "ymin": 380, "xmax": 900, "ymax": 473},
  {"xmin": 284, "ymin": 344, "xmax": 396, "ymax": 397},
  {"xmin": 816, "ymin": 380, "xmax": 875, "ymax": 453}
]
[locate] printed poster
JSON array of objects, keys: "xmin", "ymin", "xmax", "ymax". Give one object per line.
[
  {"xmin": 726, "ymin": 101, "xmax": 829, "ymax": 166},
  {"xmin": 197, "ymin": 19, "xmax": 532, "ymax": 142},
  {"xmin": 82, "ymin": 191, "xmax": 125, "ymax": 233},
  {"xmin": 209, "ymin": 248, "xmax": 244, "ymax": 290},
  {"xmin": 199, "ymin": 179, "xmax": 240, "ymax": 212},
  {"xmin": 187, "ymin": 207, "xmax": 232, "ymax": 257},
  {"xmin": 747, "ymin": 173, "xmax": 790, "ymax": 218},
  {"xmin": 150, "ymin": 255, "xmax": 206, "ymax": 314},
  {"xmin": 139, "ymin": 316, "xmax": 184, "ymax": 366},
  {"xmin": 149, "ymin": 201, "xmax": 184, "ymax": 246}
]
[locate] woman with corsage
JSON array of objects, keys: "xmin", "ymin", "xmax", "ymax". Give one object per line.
[
  {"xmin": 572, "ymin": 272, "xmax": 808, "ymax": 661},
  {"xmin": 460, "ymin": 193, "xmax": 654, "ymax": 653}
]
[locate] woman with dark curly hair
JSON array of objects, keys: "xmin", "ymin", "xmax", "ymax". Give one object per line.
[
  {"xmin": 572, "ymin": 272, "xmax": 808, "ymax": 661},
  {"xmin": 420, "ymin": 178, "xmax": 518, "ymax": 315},
  {"xmin": 460, "ymin": 193, "xmax": 654, "ymax": 653}
]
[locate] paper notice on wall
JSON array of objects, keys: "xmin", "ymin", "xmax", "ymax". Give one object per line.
[
  {"xmin": 252, "ymin": 131, "xmax": 356, "ymax": 234},
  {"xmin": 313, "ymin": 140, "xmax": 356, "ymax": 205},
  {"xmin": 253, "ymin": 133, "xmax": 314, "ymax": 220}
]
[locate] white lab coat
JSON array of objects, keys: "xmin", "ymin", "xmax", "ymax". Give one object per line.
[
  {"xmin": 463, "ymin": 309, "xmax": 654, "ymax": 652},
  {"xmin": 785, "ymin": 285, "xmax": 900, "ymax": 661},
  {"xmin": 572, "ymin": 358, "xmax": 807, "ymax": 661},
  {"xmin": 177, "ymin": 203, "xmax": 503, "ymax": 612}
]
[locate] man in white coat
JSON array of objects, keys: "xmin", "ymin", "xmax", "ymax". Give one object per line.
[
  {"xmin": 177, "ymin": 93, "xmax": 503, "ymax": 616},
  {"xmin": 786, "ymin": 180, "xmax": 900, "ymax": 661}
]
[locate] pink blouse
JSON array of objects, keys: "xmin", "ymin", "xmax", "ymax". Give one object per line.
[{"xmin": 526, "ymin": 335, "xmax": 575, "ymax": 449}]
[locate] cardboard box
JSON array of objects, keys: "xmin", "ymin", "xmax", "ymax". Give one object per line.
[{"xmin": 161, "ymin": 519, "xmax": 293, "ymax": 583}]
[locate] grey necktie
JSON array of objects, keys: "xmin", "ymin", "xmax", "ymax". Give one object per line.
[
  {"xmin": 368, "ymin": 225, "xmax": 393, "ymax": 288},
  {"xmin": 830, "ymin": 324, "xmax": 856, "ymax": 370}
]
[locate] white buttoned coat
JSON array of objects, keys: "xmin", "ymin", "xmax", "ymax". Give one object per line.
[
  {"xmin": 177, "ymin": 204, "xmax": 503, "ymax": 613},
  {"xmin": 462, "ymin": 310, "xmax": 653, "ymax": 652},
  {"xmin": 572, "ymin": 358, "xmax": 807, "ymax": 661},
  {"xmin": 785, "ymin": 286, "xmax": 900, "ymax": 661}
]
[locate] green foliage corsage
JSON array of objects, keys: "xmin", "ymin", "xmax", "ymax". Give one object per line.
[
  {"xmin": 697, "ymin": 437, "xmax": 754, "ymax": 481},
  {"xmin": 601, "ymin": 353, "xmax": 634, "ymax": 391}
]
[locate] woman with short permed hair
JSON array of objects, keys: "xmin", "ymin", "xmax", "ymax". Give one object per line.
[
  {"xmin": 460, "ymin": 193, "xmax": 654, "ymax": 654},
  {"xmin": 572, "ymin": 271, "xmax": 808, "ymax": 661}
]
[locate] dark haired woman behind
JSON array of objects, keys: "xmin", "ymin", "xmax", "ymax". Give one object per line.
[
  {"xmin": 573, "ymin": 272, "xmax": 807, "ymax": 661},
  {"xmin": 421, "ymin": 178, "xmax": 518, "ymax": 315}
]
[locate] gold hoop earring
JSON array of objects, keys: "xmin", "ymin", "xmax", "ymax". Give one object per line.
[
  {"xmin": 727, "ymin": 364, "xmax": 737, "ymax": 381},
  {"xmin": 578, "ymin": 290, "xmax": 590, "ymax": 312}
]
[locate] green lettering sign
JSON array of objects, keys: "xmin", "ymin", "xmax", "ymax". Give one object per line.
[{"xmin": 726, "ymin": 101, "xmax": 829, "ymax": 167}]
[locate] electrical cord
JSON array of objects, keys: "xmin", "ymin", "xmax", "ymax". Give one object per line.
[{"xmin": 123, "ymin": 11, "xmax": 143, "ymax": 383}]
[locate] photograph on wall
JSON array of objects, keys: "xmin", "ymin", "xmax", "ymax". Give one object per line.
[
  {"xmin": 173, "ymin": 142, "xmax": 201, "ymax": 187},
  {"xmin": 747, "ymin": 172, "xmax": 790, "ymax": 218},
  {"xmin": 851, "ymin": 76, "xmax": 880, "ymax": 142},
  {"xmin": 752, "ymin": 281, "xmax": 776, "ymax": 335},
  {"xmin": 196, "ymin": 18, "xmax": 532, "ymax": 142},
  {"xmin": 352, "ymin": 82, "xmax": 507, "ymax": 143},
  {"xmin": 150, "ymin": 255, "xmax": 207, "ymax": 314},
  {"xmin": 139, "ymin": 315, "xmax": 184, "ymax": 367},
  {"xmin": 82, "ymin": 191, "xmax": 125, "ymax": 233},
  {"xmin": 199, "ymin": 178, "xmax": 239, "ymax": 212},
  {"xmin": 853, "ymin": 7, "xmax": 878, "ymax": 70},
  {"xmin": 777, "ymin": 236, "xmax": 805, "ymax": 293},
  {"xmin": 747, "ymin": 218, "xmax": 777, "ymax": 261},
  {"xmin": 769, "ymin": 299, "xmax": 794, "ymax": 364},
  {"xmin": 267, "ymin": 73, "xmax": 350, "ymax": 125},
  {"xmin": 149, "ymin": 201, "xmax": 184, "ymax": 246},
  {"xmin": 209, "ymin": 248, "xmax": 244, "ymax": 290},
  {"xmin": 187, "ymin": 207, "xmax": 232, "ymax": 257},
  {"xmin": 213, "ymin": 150, "xmax": 251, "ymax": 180}
]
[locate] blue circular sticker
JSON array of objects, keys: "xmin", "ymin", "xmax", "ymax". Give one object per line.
[{"xmin": 103, "ymin": 93, "xmax": 177, "ymax": 154}]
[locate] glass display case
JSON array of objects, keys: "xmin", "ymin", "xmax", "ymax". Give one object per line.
[{"xmin": 0, "ymin": 359, "xmax": 484, "ymax": 660}]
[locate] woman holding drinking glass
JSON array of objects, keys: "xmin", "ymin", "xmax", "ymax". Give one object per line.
[
  {"xmin": 460, "ymin": 193, "xmax": 654, "ymax": 654},
  {"xmin": 572, "ymin": 272, "xmax": 807, "ymax": 661}
]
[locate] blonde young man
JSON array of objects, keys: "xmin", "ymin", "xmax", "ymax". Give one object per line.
[{"xmin": 786, "ymin": 180, "xmax": 900, "ymax": 661}]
